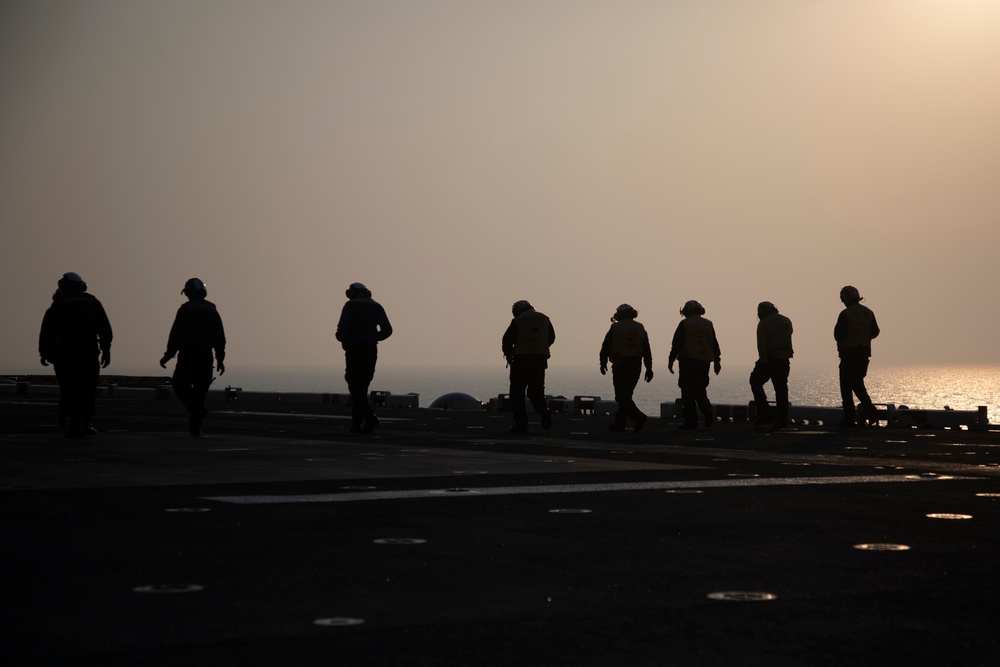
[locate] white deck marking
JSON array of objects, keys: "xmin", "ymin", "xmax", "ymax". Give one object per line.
[
  {"xmin": 215, "ymin": 410, "xmax": 409, "ymax": 422},
  {"xmin": 204, "ymin": 474, "xmax": 966, "ymax": 505}
]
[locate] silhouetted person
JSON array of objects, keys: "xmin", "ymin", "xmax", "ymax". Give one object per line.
[
  {"xmin": 749, "ymin": 301, "xmax": 794, "ymax": 429},
  {"xmin": 835, "ymin": 285, "xmax": 880, "ymax": 427},
  {"xmin": 502, "ymin": 300, "xmax": 555, "ymax": 433},
  {"xmin": 600, "ymin": 304, "xmax": 653, "ymax": 433},
  {"xmin": 38, "ymin": 272, "xmax": 113, "ymax": 439},
  {"xmin": 44, "ymin": 288, "xmax": 68, "ymax": 426},
  {"xmin": 160, "ymin": 278, "xmax": 226, "ymax": 436},
  {"xmin": 336, "ymin": 282, "xmax": 392, "ymax": 434},
  {"xmin": 668, "ymin": 300, "xmax": 720, "ymax": 430}
]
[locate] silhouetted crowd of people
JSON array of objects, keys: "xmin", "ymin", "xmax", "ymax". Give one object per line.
[{"xmin": 39, "ymin": 272, "xmax": 879, "ymax": 438}]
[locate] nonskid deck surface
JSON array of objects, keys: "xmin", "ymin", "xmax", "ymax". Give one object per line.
[{"xmin": 2, "ymin": 396, "xmax": 999, "ymax": 666}]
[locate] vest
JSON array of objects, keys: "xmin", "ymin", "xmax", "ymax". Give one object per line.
[
  {"xmin": 513, "ymin": 310, "xmax": 551, "ymax": 357},
  {"xmin": 681, "ymin": 317, "xmax": 716, "ymax": 361},
  {"xmin": 838, "ymin": 304, "xmax": 874, "ymax": 350},
  {"xmin": 758, "ymin": 313, "xmax": 793, "ymax": 360},
  {"xmin": 610, "ymin": 320, "xmax": 646, "ymax": 360}
]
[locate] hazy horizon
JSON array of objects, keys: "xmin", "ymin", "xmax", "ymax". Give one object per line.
[{"xmin": 3, "ymin": 1, "xmax": 999, "ymax": 376}]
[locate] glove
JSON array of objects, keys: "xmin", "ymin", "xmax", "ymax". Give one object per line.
[
  {"xmin": 667, "ymin": 362, "xmax": 675, "ymax": 375},
  {"xmin": 159, "ymin": 355, "xmax": 171, "ymax": 369},
  {"xmin": 644, "ymin": 368, "xmax": 654, "ymax": 383},
  {"xmin": 600, "ymin": 364, "xmax": 607, "ymax": 375},
  {"xmin": 100, "ymin": 350, "xmax": 111, "ymax": 369},
  {"xmin": 714, "ymin": 361, "xmax": 721, "ymax": 375},
  {"xmin": 217, "ymin": 360, "xmax": 226, "ymax": 375}
]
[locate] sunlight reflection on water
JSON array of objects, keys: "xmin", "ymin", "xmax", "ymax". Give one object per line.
[{"xmin": 223, "ymin": 364, "xmax": 1000, "ymax": 422}]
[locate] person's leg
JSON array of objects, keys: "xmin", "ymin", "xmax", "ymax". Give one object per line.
[
  {"xmin": 691, "ymin": 361, "xmax": 714, "ymax": 426},
  {"xmin": 611, "ymin": 360, "xmax": 637, "ymax": 429},
  {"xmin": 345, "ymin": 347, "xmax": 367, "ymax": 431},
  {"xmin": 839, "ymin": 359, "xmax": 857, "ymax": 425},
  {"xmin": 850, "ymin": 356, "xmax": 875, "ymax": 424},
  {"xmin": 172, "ymin": 365, "xmax": 196, "ymax": 414},
  {"xmin": 696, "ymin": 388, "xmax": 714, "ymax": 427},
  {"xmin": 359, "ymin": 347, "xmax": 379, "ymax": 432},
  {"xmin": 54, "ymin": 364, "xmax": 68, "ymax": 426},
  {"xmin": 678, "ymin": 360, "xmax": 698, "ymax": 428},
  {"xmin": 59, "ymin": 358, "xmax": 85, "ymax": 437},
  {"xmin": 509, "ymin": 362, "xmax": 529, "ymax": 431},
  {"xmin": 617, "ymin": 358, "xmax": 644, "ymax": 421},
  {"xmin": 749, "ymin": 361, "xmax": 773, "ymax": 424},
  {"xmin": 771, "ymin": 359, "xmax": 790, "ymax": 427},
  {"xmin": 80, "ymin": 356, "xmax": 99, "ymax": 433},
  {"xmin": 346, "ymin": 344, "xmax": 379, "ymax": 433},
  {"xmin": 525, "ymin": 364, "xmax": 551, "ymax": 430}
]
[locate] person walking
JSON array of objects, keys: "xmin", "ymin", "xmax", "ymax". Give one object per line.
[
  {"xmin": 749, "ymin": 301, "xmax": 793, "ymax": 429},
  {"xmin": 502, "ymin": 300, "xmax": 555, "ymax": 433},
  {"xmin": 599, "ymin": 304, "xmax": 653, "ymax": 433},
  {"xmin": 159, "ymin": 278, "xmax": 227, "ymax": 436},
  {"xmin": 38, "ymin": 272, "xmax": 113, "ymax": 438},
  {"xmin": 667, "ymin": 300, "xmax": 721, "ymax": 430},
  {"xmin": 336, "ymin": 282, "xmax": 392, "ymax": 434},
  {"xmin": 835, "ymin": 285, "xmax": 880, "ymax": 427}
]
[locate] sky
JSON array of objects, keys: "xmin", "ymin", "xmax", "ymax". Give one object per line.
[{"xmin": 2, "ymin": 0, "xmax": 999, "ymax": 378}]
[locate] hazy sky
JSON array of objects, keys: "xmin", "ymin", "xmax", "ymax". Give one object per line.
[{"xmin": 3, "ymin": 0, "xmax": 999, "ymax": 377}]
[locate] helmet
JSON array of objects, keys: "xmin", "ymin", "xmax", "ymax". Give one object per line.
[
  {"xmin": 182, "ymin": 278, "xmax": 207, "ymax": 297},
  {"xmin": 680, "ymin": 300, "xmax": 705, "ymax": 317},
  {"xmin": 840, "ymin": 285, "xmax": 862, "ymax": 303},
  {"xmin": 757, "ymin": 301, "xmax": 777, "ymax": 318},
  {"xmin": 57, "ymin": 272, "xmax": 87, "ymax": 292},
  {"xmin": 613, "ymin": 304, "xmax": 638, "ymax": 321},
  {"xmin": 346, "ymin": 282, "xmax": 372, "ymax": 299},
  {"xmin": 511, "ymin": 300, "xmax": 533, "ymax": 317}
]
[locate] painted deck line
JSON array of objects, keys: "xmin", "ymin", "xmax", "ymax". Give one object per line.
[
  {"xmin": 204, "ymin": 473, "xmax": 966, "ymax": 505},
  {"xmin": 216, "ymin": 410, "xmax": 410, "ymax": 421}
]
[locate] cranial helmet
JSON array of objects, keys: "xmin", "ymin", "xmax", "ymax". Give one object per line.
[
  {"xmin": 757, "ymin": 301, "xmax": 777, "ymax": 318},
  {"xmin": 346, "ymin": 282, "xmax": 372, "ymax": 299},
  {"xmin": 613, "ymin": 304, "xmax": 638, "ymax": 321},
  {"xmin": 182, "ymin": 278, "xmax": 207, "ymax": 297},
  {"xmin": 680, "ymin": 300, "xmax": 705, "ymax": 317},
  {"xmin": 840, "ymin": 285, "xmax": 862, "ymax": 303},
  {"xmin": 58, "ymin": 272, "xmax": 87, "ymax": 292},
  {"xmin": 512, "ymin": 300, "xmax": 533, "ymax": 317}
]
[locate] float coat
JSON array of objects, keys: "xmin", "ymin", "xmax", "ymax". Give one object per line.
[{"xmin": 757, "ymin": 313, "xmax": 794, "ymax": 361}]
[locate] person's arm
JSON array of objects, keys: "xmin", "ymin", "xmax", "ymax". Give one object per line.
[
  {"xmin": 335, "ymin": 303, "xmax": 351, "ymax": 342},
  {"xmin": 712, "ymin": 325, "xmax": 721, "ymax": 374},
  {"xmin": 160, "ymin": 309, "xmax": 182, "ymax": 368},
  {"xmin": 834, "ymin": 310, "xmax": 848, "ymax": 344},
  {"xmin": 642, "ymin": 331, "xmax": 653, "ymax": 382},
  {"xmin": 96, "ymin": 300, "xmax": 113, "ymax": 368},
  {"xmin": 39, "ymin": 305, "xmax": 57, "ymax": 366},
  {"xmin": 214, "ymin": 310, "xmax": 227, "ymax": 374},
  {"xmin": 667, "ymin": 322, "xmax": 684, "ymax": 372},
  {"xmin": 599, "ymin": 326, "xmax": 613, "ymax": 374},
  {"xmin": 501, "ymin": 320, "xmax": 518, "ymax": 363},
  {"xmin": 376, "ymin": 305, "xmax": 393, "ymax": 342}
]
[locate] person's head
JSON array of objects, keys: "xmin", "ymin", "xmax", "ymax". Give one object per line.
[
  {"xmin": 182, "ymin": 278, "xmax": 207, "ymax": 299},
  {"xmin": 346, "ymin": 282, "xmax": 372, "ymax": 299},
  {"xmin": 57, "ymin": 272, "xmax": 87, "ymax": 293},
  {"xmin": 613, "ymin": 303, "xmax": 638, "ymax": 321},
  {"xmin": 511, "ymin": 300, "xmax": 534, "ymax": 317},
  {"xmin": 840, "ymin": 285, "xmax": 862, "ymax": 305},
  {"xmin": 757, "ymin": 301, "xmax": 778, "ymax": 319},
  {"xmin": 680, "ymin": 300, "xmax": 705, "ymax": 317}
]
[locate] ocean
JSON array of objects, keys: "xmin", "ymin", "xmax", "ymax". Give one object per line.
[{"xmin": 216, "ymin": 363, "xmax": 1000, "ymax": 422}]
